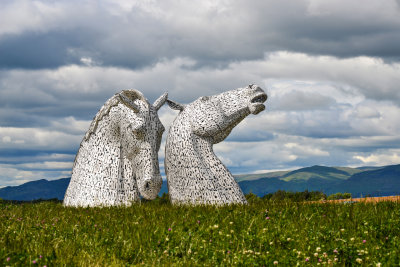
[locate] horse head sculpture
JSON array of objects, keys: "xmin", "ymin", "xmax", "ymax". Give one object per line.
[
  {"xmin": 165, "ymin": 84, "xmax": 267, "ymax": 205},
  {"xmin": 64, "ymin": 89, "xmax": 167, "ymax": 207}
]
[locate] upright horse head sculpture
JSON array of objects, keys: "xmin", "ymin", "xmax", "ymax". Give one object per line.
[
  {"xmin": 64, "ymin": 90, "xmax": 167, "ymax": 207},
  {"xmin": 165, "ymin": 84, "xmax": 267, "ymax": 205}
]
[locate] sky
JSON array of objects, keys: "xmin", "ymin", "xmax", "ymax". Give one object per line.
[{"xmin": 1, "ymin": 0, "xmax": 400, "ymax": 187}]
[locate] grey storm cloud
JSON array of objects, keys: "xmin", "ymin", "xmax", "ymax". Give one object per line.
[
  {"xmin": 0, "ymin": 31, "xmax": 83, "ymax": 69},
  {"xmin": 0, "ymin": 0, "xmax": 400, "ymax": 70}
]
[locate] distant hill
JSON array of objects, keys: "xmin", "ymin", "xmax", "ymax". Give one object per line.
[
  {"xmin": 239, "ymin": 164, "xmax": 400, "ymax": 197},
  {"xmin": 235, "ymin": 170, "xmax": 290, "ymax": 182},
  {"xmin": 282, "ymin": 165, "xmax": 360, "ymax": 181},
  {"xmin": 238, "ymin": 165, "xmax": 357, "ymax": 196},
  {"xmin": 0, "ymin": 178, "xmax": 169, "ymax": 201},
  {"xmin": 0, "ymin": 178, "xmax": 70, "ymax": 201},
  {"xmin": 235, "ymin": 166, "xmax": 363, "ymax": 182},
  {"xmin": 332, "ymin": 165, "xmax": 400, "ymax": 197},
  {"xmin": 0, "ymin": 164, "xmax": 399, "ymax": 201}
]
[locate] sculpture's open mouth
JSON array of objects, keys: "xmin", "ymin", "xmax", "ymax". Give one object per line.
[
  {"xmin": 249, "ymin": 93, "xmax": 267, "ymax": 114},
  {"xmin": 251, "ymin": 93, "xmax": 268, "ymax": 104}
]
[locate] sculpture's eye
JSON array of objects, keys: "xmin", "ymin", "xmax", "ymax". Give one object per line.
[
  {"xmin": 129, "ymin": 122, "xmax": 145, "ymax": 138},
  {"xmin": 133, "ymin": 129, "xmax": 143, "ymax": 136}
]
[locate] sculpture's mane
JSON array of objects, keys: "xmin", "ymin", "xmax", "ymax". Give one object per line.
[{"xmin": 84, "ymin": 89, "xmax": 148, "ymax": 142}]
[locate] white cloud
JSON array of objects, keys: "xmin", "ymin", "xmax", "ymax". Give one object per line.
[
  {"xmin": 0, "ymin": 164, "xmax": 71, "ymax": 187},
  {"xmin": 1, "ymin": 135, "xmax": 24, "ymax": 144},
  {"xmin": 80, "ymin": 57, "xmax": 97, "ymax": 67},
  {"xmin": 0, "ymin": 127, "xmax": 81, "ymax": 150},
  {"xmin": 214, "ymin": 140, "xmax": 301, "ymax": 169},
  {"xmin": 2, "ymin": 136, "xmax": 11, "ymax": 143},
  {"xmin": 273, "ymin": 90, "xmax": 336, "ymax": 111},
  {"xmin": 15, "ymin": 161, "xmax": 73, "ymax": 170},
  {"xmin": 0, "ymin": 153, "xmax": 74, "ymax": 164},
  {"xmin": 353, "ymin": 105, "xmax": 381, "ymax": 119},
  {"xmin": 1, "ymin": 52, "xmax": 398, "ymax": 141},
  {"xmin": 284, "ymin": 143, "xmax": 330, "ymax": 157},
  {"xmin": 1, "ymin": 0, "xmax": 400, "ymax": 71},
  {"xmin": 49, "ymin": 117, "xmax": 91, "ymax": 135},
  {"xmin": 1, "ymin": 52, "xmax": 399, "ymax": 111},
  {"xmin": 0, "ymin": 0, "xmax": 65, "ymax": 37},
  {"xmin": 353, "ymin": 149, "xmax": 400, "ymax": 166},
  {"xmin": 251, "ymin": 52, "xmax": 400, "ymax": 104}
]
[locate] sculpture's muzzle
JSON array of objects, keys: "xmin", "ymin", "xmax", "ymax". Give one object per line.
[
  {"xmin": 137, "ymin": 174, "xmax": 163, "ymax": 200},
  {"xmin": 248, "ymin": 85, "xmax": 267, "ymax": 115}
]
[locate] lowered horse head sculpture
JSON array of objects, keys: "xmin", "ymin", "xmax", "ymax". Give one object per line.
[
  {"xmin": 64, "ymin": 89, "xmax": 168, "ymax": 207},
  {"xmin": 165, "ymin": 84, "xmax": 267, "ymax": 205}
]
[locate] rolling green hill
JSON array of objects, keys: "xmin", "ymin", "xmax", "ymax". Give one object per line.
[
  {"xmin": 234, "ymin": 170, "xmax": 290, "ymax": 182},
  {"xmin": 235, "ymin": 166, "xmax": 363, "ymax": 183},
  {"xmin": 238, "ymin": 164, "xmax": 399, "ymax": 197},
  {"xmin": 0, "ymin": 178, "xmax": 70, "ymax": 201},
  {"xmin": 281, "ymin": 165, "xmax": 361, "ymax": 181},
  {"xmin": 331, "ymin": 164, "xmax": 400, "ymax": 197}
]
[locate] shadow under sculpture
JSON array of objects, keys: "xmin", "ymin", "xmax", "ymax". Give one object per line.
[
  {"xmin": 165, "ymin": 84, "xmax": 268, "ymax": 205},
  {"xmin": 64, "ymin": 90, "xmax": 167, "ymax": 207}
]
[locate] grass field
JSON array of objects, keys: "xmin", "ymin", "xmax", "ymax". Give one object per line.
[{"xmin": 1, "ymin": 198, "xmax": 399, "ymax": 266}]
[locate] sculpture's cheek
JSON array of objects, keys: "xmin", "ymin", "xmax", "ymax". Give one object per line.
[
  {"xmin": 191, "ymin": 118, "xmax": 223, "ymax": 137},
  {"xmin": 189, "ymin": 102, "xmax": 225, "ymax": 137}
]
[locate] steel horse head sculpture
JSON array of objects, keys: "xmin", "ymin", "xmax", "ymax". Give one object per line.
[
  {"xmin": 64, "ymin": 89, "xmax": 167, "ymax": 207},
  {"xmin": 165, "ymin": 84, "xmax": 267, "ymax": 205}
]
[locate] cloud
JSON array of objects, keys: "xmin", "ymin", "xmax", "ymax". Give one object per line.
[
  {"xmin": 353, "ymin": 149, "xmax": 400, "ymax": 166},
  {"xmin": 1, "ymin": 0, "xmax": 400, "ymax": 69},
  {"xmin": 253, "ymin": 52, "xmax": 400, "ymax": 104},
  {"xmin": 0, "ymin": 153, "xmax": 74, "ymax": 164},
  {"xmin": 0, "ymin": 164, "xmax": 71, "ymax": 187},
  {"xmin": 272, "ymin": 90, "xmax": 336, "ymax": 111},
  {"xmin": 0, "ymin": 127, "xmax": 81, "ymax": 151},
  {"xmin": 14, "ymin": 161, "xmax": 73, "ymax": 171},
  {"xmin": 1, "ymin": 52, "xmax": 400, "ymax": 125},
  {"xmin": 49, "ymin": 117, "xmax": 91, "ymax": 135},
  {"xmin": 284, "ymin": 142, "xmax": 330, "ymax": 157}
]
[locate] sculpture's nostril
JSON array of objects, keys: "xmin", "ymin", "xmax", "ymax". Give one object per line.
[{"xmin": 145, "ymin": 181, "xmax": 150, "ymax": 189}]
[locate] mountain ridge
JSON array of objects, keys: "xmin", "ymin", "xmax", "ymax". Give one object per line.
[
  {"xmin": 0, "ymin": 164, "xmax": 399, "ymax": 201},
  {"xmin": 238, "ymin": 164, "xmax": 400, "ymax": 197}
]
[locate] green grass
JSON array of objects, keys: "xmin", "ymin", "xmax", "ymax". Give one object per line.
[{"xmin": 1, "ymin": 199, "xmax": 400, "ymax": 266}]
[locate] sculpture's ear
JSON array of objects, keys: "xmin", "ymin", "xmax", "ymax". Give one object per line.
[
  {"xmin": 166, "ymin": 99, "xmax": 185, "ymax": 111},
  {"xmin": 153, "ymin": 92, "xmax": 168, "ymax": 111},
  {"xmin": 119, "ymin": 90, "xmax": 140, "ymax": 113}
]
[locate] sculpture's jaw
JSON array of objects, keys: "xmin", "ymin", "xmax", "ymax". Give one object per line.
[{"xmin": 249, "ymin": 92, "xmax": 267, "ymax": 114}]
